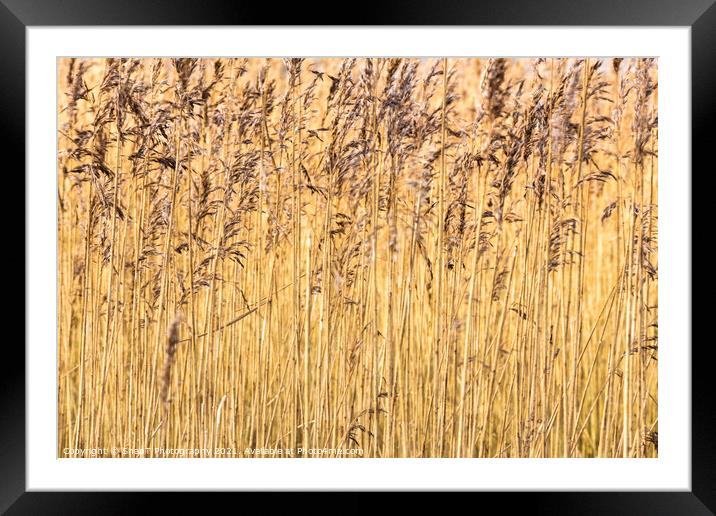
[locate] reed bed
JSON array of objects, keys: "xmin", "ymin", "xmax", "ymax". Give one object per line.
[{"xmin": 57, "ymin": 57, "xmax": 658, "ymax": 458}]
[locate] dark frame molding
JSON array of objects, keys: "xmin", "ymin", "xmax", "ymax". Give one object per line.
[{"xmin": 5, "ymin": 1, "xmax": 710, "ymax": 513}]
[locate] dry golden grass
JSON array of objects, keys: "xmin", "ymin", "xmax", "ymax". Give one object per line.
[{"xmin": 57, "ymin": 57, "xmax": 657, "ymax": 458}]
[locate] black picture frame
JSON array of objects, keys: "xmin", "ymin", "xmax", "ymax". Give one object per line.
[{"xmin": 4, "ymin": 0, "xmax": 710, "ymax": 513}]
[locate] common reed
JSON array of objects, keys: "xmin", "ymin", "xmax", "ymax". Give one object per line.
[{"xmin": 57, "ymin": 57, "xmax": 658, "ymax": 458}]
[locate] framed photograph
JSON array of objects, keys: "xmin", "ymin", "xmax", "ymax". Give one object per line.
[{"xmin": 7, "ymin": 0, "xmax": 710, "ymax": 511}]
